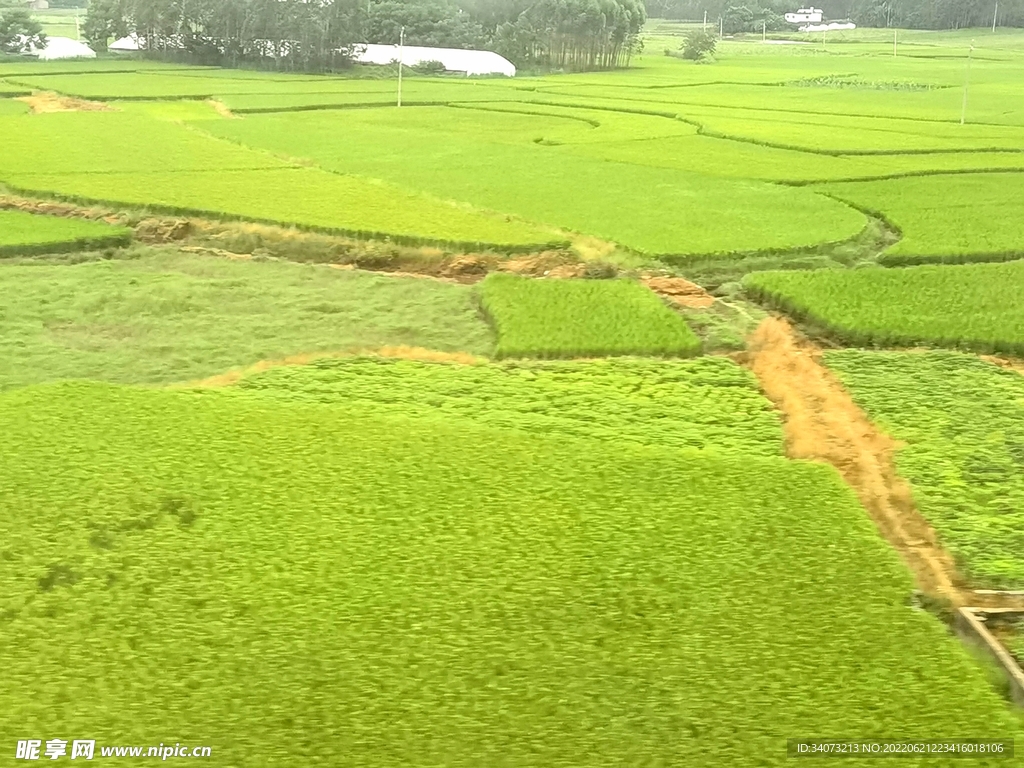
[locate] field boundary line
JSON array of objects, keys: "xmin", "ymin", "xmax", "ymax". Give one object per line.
[
  {"xmin": 955, "ymin": 608, "xmax": 1024, "ymax": 707},
  {"xmin": 534, "ymin": 86, "xmax": 1024, "ymax": 129},
  {"xmin": 182, "ymin": 346, "xmax": 486, "ymax": 388},
  {"xmin": 788, "ymin": 167, "xmax": 1024, "ymax": 187}
]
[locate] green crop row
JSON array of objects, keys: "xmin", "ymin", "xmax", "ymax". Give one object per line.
[
  {"xmin": 744, "ymin": 260, "xmax": 1024, "ymax": 354},
  {"xmin": 0, "ymin": 208, "xmax": 131, "ymax": 256},
  {"xmin": 236, "ymin": 354, "xmax": 784, "ymax": 457},
  {"xmin": 477, "ymin": 274, "xmax": 701, "ymax": 359},
  {"xmin": 1, "ymin": 379, "xmax": 1021, "ymax": 764},
  {"xmin": 824, "ymin": 350, "xmax": 1024, "ymax": 589}
]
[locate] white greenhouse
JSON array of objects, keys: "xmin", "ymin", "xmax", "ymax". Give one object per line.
[
  {"xmin": 353, "ymin": 44, "xmax": 516, "ymax": 77},
  {"xmin": 30, "ymin": 36, "xmax": 96, "ymax": 60},
  {"xmin": 109, "ymin": 34, "xmax": 142, "ymax": 52}
]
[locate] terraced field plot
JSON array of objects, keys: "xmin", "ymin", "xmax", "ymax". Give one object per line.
[
  {"xmin": 2, "ymin": 380, "xmax": 1021, "ymax": 766},
  {"xmin": 825, "ymin": 351, "xmax": 1024, "ymax": 589},
  {"xmin": 0, "ymin": 112, "xmax": 557, "ymax": 250},
  {"xmin": 478, "ymin": 274, "xmax": 701, "ymax": 358},
  {"xmin": 200, "ymin": 106, "xmax": 866, "ymax": 257},
  {"xmin": 237, "ymin": 355, "xmax": 783, "ymax": 456},
  {"xmin": 744, "ymin": 260, "xmax": 1024, "ymax": 354},
  {"xmin": 0, "ymin": 251, "xmax": 493, "ymax": 390},
  {"xmin": 820, "ymin": 173, "xmax": 1024, "ymax": 264},
  {"xmin": 0, "ymin": 208, "xmax": 130, "ymax": 255}
]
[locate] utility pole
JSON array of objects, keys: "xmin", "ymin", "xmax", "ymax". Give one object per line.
[
  {"xmin": 719, "ymin": 16, "xmax": 723, "ymax": 37},
  {"xmin": 961, "ymin": 41, "xmax": 975, "ymax": 125},
  {"xmin": 703, "ymin": 10, "xmax": 707, "ymax": 32},
  {"xmin": 397, "ymin": 26, "xmax": 404, "ymax": 108},
  {"xmin": 993, "ymin": 1, "xmax": 999, "ymax": 32},
  {"xmin": 893, "ymin": 28, "xmax": 897, "ymax": 57},
  {"xmin": 762, "ymin": 20, "xmax": 766, "ymax": 42}
]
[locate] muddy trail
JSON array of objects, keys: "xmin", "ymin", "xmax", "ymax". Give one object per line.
[{"xmin": 744, "ymin": 317, "xmax": 1024, "ymax": 611}]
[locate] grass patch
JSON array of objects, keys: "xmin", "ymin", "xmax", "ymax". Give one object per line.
[
  {"xmin": 824, "ymin": 350, "xmax": 1024, "ymax": 589},
  {"xmin": 744, "ymin": 260, "xmax": 1024, "ymax": 355},
  {"xmin": 477, "ymin": 273, "xmax": 701, "ymax": 359},
  {"xmin": 0, "ymin": 248, "xmax": 492, "ymax": 390}
]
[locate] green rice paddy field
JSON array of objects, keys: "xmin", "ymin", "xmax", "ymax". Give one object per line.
[
  {"xmin": 3, "ymin": 30, "xmax": 1024, "ymax": 259},
  {"xmin": 3, "ymin": 26, "xmax": 1024, "ymax": 767}
]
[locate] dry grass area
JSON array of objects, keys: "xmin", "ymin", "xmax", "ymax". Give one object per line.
[
  {"xmin": 17, "ymin": 91, "xmax": 114, "ymax": 114},
  {"xmin": 207, "ymin": 99, "xmax": 240, "ymax": 119}
]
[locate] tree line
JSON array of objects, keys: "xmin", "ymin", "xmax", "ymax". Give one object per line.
[
  {"xmin": 82, "ymin": 0, "xmax": 644, "ymax": 72},
  {"xmin": 647, "ymin": 0, "xmax": 1023, "ymax": 29}
]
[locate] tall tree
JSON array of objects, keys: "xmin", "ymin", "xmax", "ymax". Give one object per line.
[
  {"xmin": 368, "ymin": 0, "xmax": 486, "ymax": 48},
  {"xmin": 0, "ymin": 7, "xmax": 46, "ymax": 54}
]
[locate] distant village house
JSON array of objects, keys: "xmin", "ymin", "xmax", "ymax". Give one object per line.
[{"xmin": 24, "ymin": 0, "xmax": 50, "ymax": 10}]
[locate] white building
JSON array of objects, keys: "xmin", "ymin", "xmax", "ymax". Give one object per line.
[{"xmin": 109, "ymin": 34, "xmax": 142, "ymax": 52}]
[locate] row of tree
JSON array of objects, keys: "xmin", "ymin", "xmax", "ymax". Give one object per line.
[
  {"xmin": 81, "ymin": 0, "xmax": 644, "ymax": 72},
  {"xmin": 495, "ymin": 0, "xmax": 646, "ymax": 69},
  {"xmin": 646, "ymin": 0, "xmax": 1024, "ymax": 29}
]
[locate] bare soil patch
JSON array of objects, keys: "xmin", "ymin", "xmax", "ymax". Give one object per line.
[
  {"xmin": 0, "ymin": 196, "xmax": 125, "ymax": 226},
  {"xmin": 498, "ymin": 251, "xmax": 583, "ymax": 278},
  {"xmin": 18, "ymin": 91, "xmax": 114, "ymax": 114},
  {"xmin": 982, "ymin": 355, "xmax": 1024, "ymax": 377},
  {"xmin": 643, "ymin": 276, "xmax": 715, "ymax": 309}
]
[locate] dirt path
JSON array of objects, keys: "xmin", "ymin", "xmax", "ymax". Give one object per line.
[{"xmin": 744, "ymin": 317, "xmax": 1024, "ymax": 610}]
